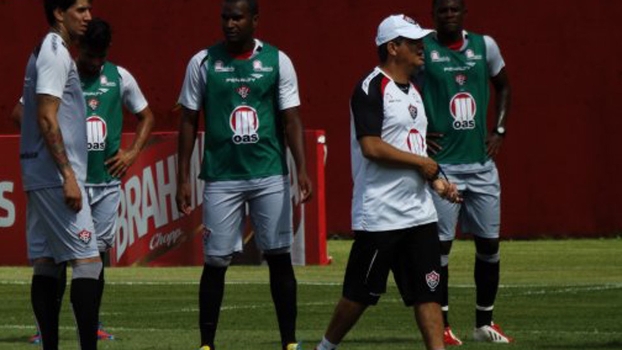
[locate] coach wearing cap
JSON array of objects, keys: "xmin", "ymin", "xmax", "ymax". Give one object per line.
[{"xmin": 314, "ymin": 14, "xmax": 460, "ymax": 350}]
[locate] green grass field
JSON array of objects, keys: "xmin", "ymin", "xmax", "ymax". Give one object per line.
[{"xmin": 0, "ymin": 238, "xmax": 621, "ymax": 350}]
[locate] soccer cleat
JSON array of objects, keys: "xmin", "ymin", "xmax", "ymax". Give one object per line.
[
  {"xmin": 97, "ymin": 322, "xmax": 115, "ymax": 340},
  {"xmin": 443, "ymin": 326, "xmax": 463, "ymax": 346},
  {"xmin": 286, "ymin": 343, "xmax": 302, "ymax": 350},
  {"xmin": 473, "ymin": 322, "xmax": 513, "ymax": 343},
  {"xmin": 198, "ymin": 346, "xmax": 211, "ymax": 350},
  {"xmin": 28, "ymin": 331, "xmax": 41, "ymax": 344}
]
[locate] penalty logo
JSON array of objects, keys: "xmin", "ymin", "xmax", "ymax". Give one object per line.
[{"xmin": 425, "ymin": 270, "xmax": 440, "ymax": 291}]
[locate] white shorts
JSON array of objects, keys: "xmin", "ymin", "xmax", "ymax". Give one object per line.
[
  {"xmin": 433, "ymin": 165, "xmax": 501, "ymax": 241},
  {"xmin": 86, "ymin": 185, "xmax": 121, "ymax": 252},
  {"xmin": 202, "ymin": 178, "xmax": 293, "ymax": 257},
  {"xmin": 26, "ymin": 186, "xmax": 99, "ymax": 263}
]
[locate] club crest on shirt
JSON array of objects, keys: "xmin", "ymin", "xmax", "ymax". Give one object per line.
[
  {"xmin": 77, "ymin": 229, "xmax": 92, "ymax": 244},
  {"xmin": 88, "ymin": 98, "xmax": 99, "ymax": 111},
  {"xmin": 455, "ymin": 73, "xmax": 467, "ymax": 86},
  {"xmin": 408, "ymin": 104, "xmax": 418, "ymax": 120},
  {"xmin": 425, "ymin": 270, "xmax": 440, "ymax": 291},
  {"xmin": 237, "ymin": 85, "xmax": 251, "ymax": 99}
]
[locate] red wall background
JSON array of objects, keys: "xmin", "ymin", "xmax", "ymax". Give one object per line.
[{"xmin": 1, "ymin": 0, "xmax": 621, "ymax": 238}]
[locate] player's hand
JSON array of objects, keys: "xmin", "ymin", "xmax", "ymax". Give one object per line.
[
  {"xmin": 176, "ymin": 181, "xmax": 193, "ymax": 215},
  {"xmin": 105, "ymin": 148, "xmax": 139, "ymax": 178},
  {"xmin": 297, "ymin": 172, "xmax": 313, "ymax": 203},
  {"xmin": 486, "ymin": 133, "xmax": 504, "ymax": 158},
  {"xmin": 431, "ymin": 178, "xmax": 462, "ymax": 203},
  {"xmin": 63, "ymin": 175, "xmax": 82, "ymax": 212},
  {"xmin": 418, "ymin": 157, "xmax": 439, "ymax": 181},
  {"xmin": 426, "ymin": 132, "xmax": 443, "ymax": 155}
]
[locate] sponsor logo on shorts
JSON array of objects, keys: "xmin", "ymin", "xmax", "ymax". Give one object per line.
[
  {"xmin": 425, "ymin": 270, "xmax": 440, "ymax": 291},
  {"xmin": 78, "ymin": 229, "xmax": 92, "ymax": 244}
]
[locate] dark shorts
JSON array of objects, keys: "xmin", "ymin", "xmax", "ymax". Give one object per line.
[{"xmin": 342, "ymin": 223, "xmax": 442, "ymax": 306}]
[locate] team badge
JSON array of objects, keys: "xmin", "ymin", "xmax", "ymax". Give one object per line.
[
  {"xmin": 88, "ymin": 98, "xmax": 99, "ymax": 111},
  {"xmin": 77, "ymin": 229, "xmax": 92, "ymax": 244},
  {"xmin": 455, "ymin": 74, "xmax": 467, "ymax": 86},
  {"xmin": 408, "ymin": 104, "xmax": 418, "ymax": 119},
  {"xmin": 237, "ymin": 85, "xmax": 251, "ymax": 99},
  {"xmin": 425, "ymin": 270, "xmax": 440, "ymax": 291}
]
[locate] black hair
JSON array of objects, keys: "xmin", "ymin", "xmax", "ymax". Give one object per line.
[
  {"xmin": 432, "ymin": 0, "xmax": 465, "ymax": 10},
  {"xmin": 377, "ymin": 36, "xmax": 405, "ymax": 63},
  {"xmin": 224, "ymin": 0, "xmax": 258, "ymax": 15},
  {"xmin": 44, "ymin": 0, "xmax": 78, "ymax": 26},
  {"xmin": 81, "ymin": 17, "xmax": 111, "ymax": 52}
]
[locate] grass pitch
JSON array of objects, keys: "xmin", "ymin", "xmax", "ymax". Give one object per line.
[{"xmin": 0, "ymin": 238, "xmax": 621, "ymax": 350}]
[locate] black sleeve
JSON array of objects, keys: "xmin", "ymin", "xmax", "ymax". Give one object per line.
[{"xmin": 350, "ymin": 75, "xmax": 384, "ymax": 139}]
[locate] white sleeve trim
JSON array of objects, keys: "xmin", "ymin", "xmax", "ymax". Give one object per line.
[
  {"xmin": 36, "ymin": 33, "xmax": 71, "ymax": 99},
  {"xmin": 484, "ymin": 35, "xmax": 505, "ymax": 77},
  {"xmin": 177, "ymin": 50, "xmax": 209, "ymax": 111},
  {"xmin": 117, "ymin": 66, "xmax": 149, "ymax": 114},
  {"xmin": 278, "ymin": 51, "xmax": 301, "ymax": 110}
]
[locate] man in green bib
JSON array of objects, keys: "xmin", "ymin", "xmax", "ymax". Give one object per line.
[
  {"xmin": 176, "ymin": 0, "xmax": 312, "ymax": 349},
  {"xmin": 421, "ymin": 0, "xmax": 513, "ymax": 345}
]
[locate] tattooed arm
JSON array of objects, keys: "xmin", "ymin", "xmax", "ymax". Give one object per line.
[{"xmin": 37, "ymin": 94, "xmax": 82, "ymax": 212}]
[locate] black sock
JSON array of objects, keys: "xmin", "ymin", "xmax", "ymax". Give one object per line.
[
  {"xmin": 70, "ymin": 278, "xmax": 99, "ymax": 350},
  {"xmin": 265, "ymin": 253, "xmax": 297, "ymax": 348},
  {"xmin": 199, "ymin": 264, "xmax": 227, "ymax": 348},
  {"xmin": 441, "ymin": 264, "xmax": 450, "ymax": 328},
  {"xmin": 32, "ymin": 275, "xmax": 60, "ymax": 350},
  {"xmin": 475, "ymin": 258, "xmax": 500, "ymax": 327},
  {"xmin": 56, "ymin": 264, "xmax": 67, "ymax": 315},
  {"xmin": 96, "ymin": 253, "xmax": 106, "ymax": 317}
]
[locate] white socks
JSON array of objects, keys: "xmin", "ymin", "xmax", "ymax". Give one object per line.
[{"xmin": 316, "ymin": 336, "xmax": 338, "ymax": 350}]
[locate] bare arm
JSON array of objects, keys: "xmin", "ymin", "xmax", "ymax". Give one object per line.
[
  {"xmin": 282, "ymin": 107, "xmax": 312, "ymax": 202},
  {"xmin": 175, "ymin": 106, "xmax": 200, "ymax": 215},
  {"xmin": 105, "ymin": 106, "xmax": 155, "ymax": 177},
  {"xmin": 37, "ymin": 94, "xmax": 82, "ymax": 211},
  {"xmin": 10, "ymin": 102, "xmax": 23, "ymax": 128},
  {"xmin": 487, "ymin": 68, "xmax": 511, "ymax": 157}
]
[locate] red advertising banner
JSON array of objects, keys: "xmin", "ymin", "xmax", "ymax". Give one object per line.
[{"xmin": 0, "ymin": 131, "xmax": 329, "ymax": 266}]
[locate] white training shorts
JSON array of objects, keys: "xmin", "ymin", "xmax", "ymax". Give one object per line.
[
  {"xmin": 432, "ymin": 164, "xmax": 501, "ymax": 241},
  {"xmin": 26, "ymin": 186, "xmax": 99, "ymax": 263},
  {"xmin": 86, "ymin": 184, "xmax": 121, "ymax": 252},
  {"xmin": 202, "ymin": 176, "xmax": 293, "ymax": 258}
]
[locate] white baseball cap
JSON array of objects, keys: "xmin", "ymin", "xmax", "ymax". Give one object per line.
[{"xmin": 375, "ymin": 14, "xmax": 433, "ymax": 46}]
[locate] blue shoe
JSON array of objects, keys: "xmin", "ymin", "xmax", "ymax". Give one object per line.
[
  {"xmin": 97, "ymin": 322, "xmax": 115, "ymax": 340},
  {"xmin": 28, "ymin": 331, "xmax": 41, "ymax": 345}
]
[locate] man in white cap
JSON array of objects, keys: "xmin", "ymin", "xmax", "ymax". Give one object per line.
[{"xmin": 314, "ymin": 14, "xmax": 461, "ymax": 350}]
